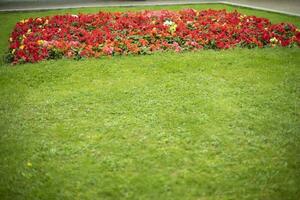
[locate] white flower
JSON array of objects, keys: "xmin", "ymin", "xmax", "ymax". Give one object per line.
[
  {"xmin": 163, "ymin": 20, "xmax": 174, "ymax": 26},
  {"xmin": 71, "ymin": 14, "xmax": 78, "ymax": 18},
  {"xmin": 163, "ymin": 20, "xmax": 177, "ymax": 34},
  {"xmin": 270, "ymin": 37, "xmax": 278, "ymax": 43}
]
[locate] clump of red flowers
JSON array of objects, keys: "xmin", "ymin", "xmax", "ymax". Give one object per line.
[{"xmin": 7, "ymin": 9, "xmax": 300, "ymax": 64}]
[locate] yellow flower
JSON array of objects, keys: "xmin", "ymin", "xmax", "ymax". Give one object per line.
[
  {"xmin": 12, "ymin": 49, "xmax": 15, "ymax": 54},
  {"xmin": 239, "ymin": 14, "xmax": 247, "ymax": 19},
  {"xmin": 20, "ymin": 19, "xmax": 28, "ymax": 24},
  {"xmin": 19, "ymin": 45, "xmax": 25, "ymax": 50},
  {"xmin": 27, "ymin": 162, "xmax": 32, "ymax": 167},
  {"xmin": 37, "ymin": 40, "xmax": 45, "ymax": 45},
  {"xmin": 169, "ymin": 23, "xmax": 177, "ymax": 34},
  {"xmin": 297, "ymin": 29, "xmax": 300, "ymax": 32}
]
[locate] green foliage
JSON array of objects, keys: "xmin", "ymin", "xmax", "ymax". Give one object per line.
[
  {"xmin": 48, "ymin": 48, "xmax": 64, "ymax": 60},
  {"xmin": 4, "ymin": 52, "xmax": 14, "ymax": 63}
]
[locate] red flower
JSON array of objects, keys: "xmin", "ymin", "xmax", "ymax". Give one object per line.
[{"xmin": 7, "ymin": 9, "xmax": 300, "ymax": 64}]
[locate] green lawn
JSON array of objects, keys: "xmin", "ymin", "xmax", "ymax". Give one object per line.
[{"xmin": 0, "ymin": 4, "xmax": 300, "ymax": 200}]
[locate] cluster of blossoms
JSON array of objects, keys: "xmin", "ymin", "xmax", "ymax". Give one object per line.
[{"xmin": 7, "ymin": 9, "xmax": 300, "ymax": 64}]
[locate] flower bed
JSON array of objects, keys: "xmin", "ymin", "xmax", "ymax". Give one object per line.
[{"xmin": 7, "ymin": 9, "xmax": 300, "ymax": 64}]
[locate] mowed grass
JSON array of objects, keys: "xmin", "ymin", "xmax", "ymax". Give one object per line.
[
  {"xmin": 1, "ymin": 49, "xmax": 300, "ymax": 200},
  {"xmin": 1, "ymin": 4, "xmax": 300, "ymax": 200}
]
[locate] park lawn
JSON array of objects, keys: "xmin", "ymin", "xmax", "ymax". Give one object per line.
[{"xmin": 0, "ymin": 3, "xmax": 300, "ymax": 200}]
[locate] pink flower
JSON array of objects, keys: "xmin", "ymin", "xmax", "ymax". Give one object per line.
[
  {"xmin": 103, "ymin": 45, "xmax": 114, "ymax": 55},
  {"xmin": 172, "ymin": 42, "xmax": 181, "ymax": 52}
]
